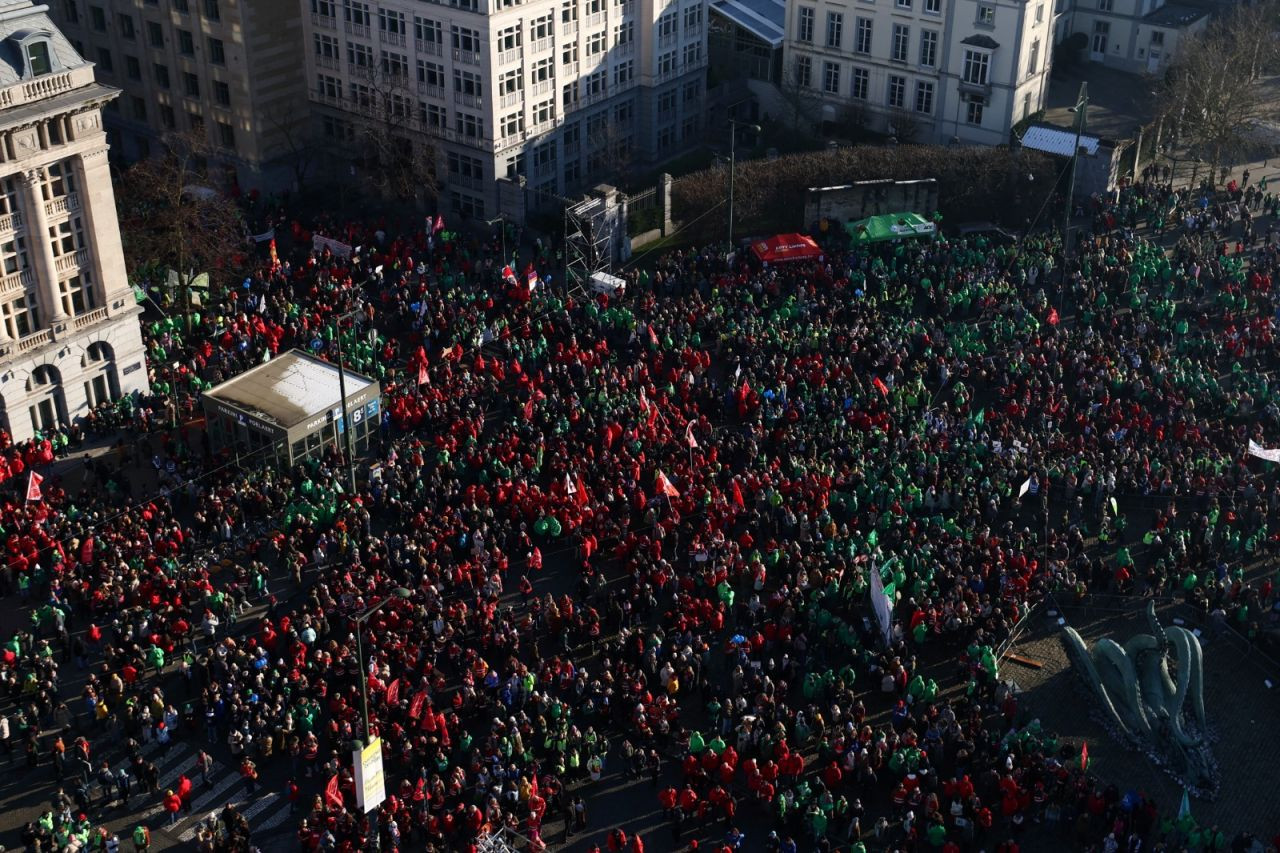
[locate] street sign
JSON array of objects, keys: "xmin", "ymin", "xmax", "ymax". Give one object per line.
[{"xmin": 354, "ymin": 738, "xmax": 386, "ymax": 812}]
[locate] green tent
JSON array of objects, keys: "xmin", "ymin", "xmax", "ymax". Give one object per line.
[{"xmin": 846, "ymin": 212, "xmax": 937, "ymax": 244}]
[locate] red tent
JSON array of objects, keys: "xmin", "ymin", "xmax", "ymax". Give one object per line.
[{"xmin": 750, "ymin": 233, "xmax": 823, "ymax": 264}]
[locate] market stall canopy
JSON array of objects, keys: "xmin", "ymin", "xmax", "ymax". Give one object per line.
[
  {"xmin": 750, "ymin": 233, "xmax": 823, "ymax": 263},
  {"xmin": 846, "ymin": 212, "xmax": 937, "ymax": 244}
]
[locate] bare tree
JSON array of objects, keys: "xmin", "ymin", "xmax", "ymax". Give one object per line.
[
  {"xmin": 588, "ymin": 121, "xmax": 636, "ymax": 189},
  {"xmin": 776, "ymin": 65, "xmax": 825, "ymax": 134},
  {"xmin": 265, "ymin": 102, "xmax": 319, "ymax": 193},
  {"xmin": 115, "ymin": 131, "xmax": 245, "ymax": 328},
  {"xmin": 887, "ymin": 111, "xmax": 922, "ymax": 144},
  {"xmin": 344, "ymin": 63, "xmax": 439, "ymax": 203}
]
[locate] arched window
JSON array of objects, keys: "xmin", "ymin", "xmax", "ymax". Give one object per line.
[
  {"xmin": 84, "ymin": 341, "xmax": 118, "ymax": 408},
  {"xmin": 6, "ymin": 30, "xmax": 62, "ymax": 80},
  {"xmin": 27, "ymin": 364, "xmax": 66, "ymax": 434}
]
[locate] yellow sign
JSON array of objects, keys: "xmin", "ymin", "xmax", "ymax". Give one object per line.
[{"xmin": 353, "ymin": 737, "xmax": 386, "ymax": 812}]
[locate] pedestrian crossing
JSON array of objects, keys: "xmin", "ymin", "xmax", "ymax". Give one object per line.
[{"xmin": 98, "ymin": 738, "xmax": 300, "ymax": 842}]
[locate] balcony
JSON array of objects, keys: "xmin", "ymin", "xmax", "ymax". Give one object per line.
[
  {"xmin": 0, "ymin": 212, "xmax": 20, "ymax": 234},
  {"xmin": 498, "ymin": 46, "xmax": 523, "ymax": 65},
  {"xmin": 416, "ymin": 38, "xmax": 443, "ymax": 57},
  {"xmin": 532, "ymin": 37, "xmax": 554, "ymax": 54},
  {"xmin": 562, "ymin": 60, "xmax": 578, "ymax": 75},
  {"xmin": 17, "ymin": 328, "xmax": 52, "ymax": 353},
  {"xmin": 45, "ymin": 193, "xmax": 80, "ymax": 218},
  {"xmin": 54, "ymin": 248, "xmax": 89, "ymax": 275},
  {"xmin": 21, "ymin": 72, "xmax": 74, "ymax": 103},
  {"xmin": 418, "ymin": 81, "xmax": 445, "ymax": 99},
  {"xmin": 615, "ymin": 41, "xmax": 634, "ymax": 57},
  {"xmin": 312, "ymin": 12, "xmax": 336, "ymax": 29},
  {"xmin": 0, "ymin": 268, "xmax": 32, "ymax": 299},
  {"xmin": 453, "ymin": 48, "xmax": 480, "ymax": 66},
  {"xmin": 345, "ymin": 22, "xmax": 370, "ymax": 39},
  {"xmin": 532, "ymin": 79, "xmax": 554, "ymax": 97},
  {"xmin": 958, "ymin": 78, "xmax": 992, "ymax": 98},
  {"xmin": 658, "ymin": 33, "xmax": 677, "ymax": 49},
  {"xmin": 315, "ymin": 54, "xmax": 340, "ymax": 71},
  {"xmin": 500, "ymin": 90, "xmax": 523, "ymax": 109},
  {"xmin": 73, "ymin": 306, "xmax": 109, "ymax": 330},
  {"xmin": 586, "ymin": 10, "xmax": 606, "ymax": 27},
  {"xmin": 379, "ymin": 30, "xmax": 407, "ymax": 47},
  {"xmin": 454, "ymin": 92, "xmax": 482, "ymax": 108},
  {"xmin": 561, "ymin": 21, "xmax": 578, "ymax": 36}
]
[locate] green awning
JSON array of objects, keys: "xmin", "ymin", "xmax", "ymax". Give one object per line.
[{"xmin": 846, "ymin": 212, "xmax": 937, "ymax": 244}]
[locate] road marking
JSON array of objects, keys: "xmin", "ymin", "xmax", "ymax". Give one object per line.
[
  {"xmin": 135, "ymin": 756, "xmax": 200, "ymax": 821},
  {"xmin": 254, "ymin": 798, "xmax": 298, "ymax": 833},
  {"xmin": 178, "ymin": 791, "xmax": 278, "ymax": 842},
  {"xmin": 165, "ymin": 768, "xmax": 244, "ymax": 833}
]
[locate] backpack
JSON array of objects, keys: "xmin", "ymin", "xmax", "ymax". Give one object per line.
[{"xmin": 133, "ymin": 826, "xmax": 150, "ymax": 845}]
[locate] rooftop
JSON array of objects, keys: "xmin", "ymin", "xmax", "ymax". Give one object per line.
[
  {"xmin": 710, "ymin": 0, "xmax": 785, "ymax": 46},
  {"xmin": 204, "ymin": 349, "xmax": 377, "ymax": 430},
  {"xmin": 1144, "ymin": 3, "xmax": 1209, "ymax": 26},
  {"xmin": 0, "ymin": 0, "xmax": 88, "ymax": 90},
  {"xmin": 1019, "ymin": 123, "xmax": 1106, "ymax": 157}
]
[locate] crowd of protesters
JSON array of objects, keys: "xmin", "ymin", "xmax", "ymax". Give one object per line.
[{"xmin": 0, "ymin": 165, "xmax": 1277, "ymax": 853}]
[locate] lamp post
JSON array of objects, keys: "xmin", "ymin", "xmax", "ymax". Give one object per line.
[
  {"xmin": 353, "ymin": 587, "xmax": 413, "ymax": 748},
  {"xmin": 484, "ymin": 216, "xmax": 509, "ymax": 266},
  {"xmin": 727, "ymin": 119, "xmax": 761, "ymax": 250},
  {"xmin": 1062, "ymin": 82, "xmax": 1088, "ymax": 262},
  {"xmin": 330, "ymin": 306, "xmax": 367, "ymax": 494}
]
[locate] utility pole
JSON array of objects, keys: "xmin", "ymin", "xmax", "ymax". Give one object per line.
[
  {"xmin": 1062, "ymin": 83, "xmax": 1088, "ymax": 271},
  {"xmin": 727, "ymin": 119, "xmax": 761, "ymax": 251},
  {"xmin": 332, "ymin": 307, "xmax": 365, "ymax": 494}
]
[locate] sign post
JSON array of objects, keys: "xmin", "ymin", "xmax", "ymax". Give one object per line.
[{"xmin": 353, "ymin": 737, "xmax": 386, "ymax": 813}]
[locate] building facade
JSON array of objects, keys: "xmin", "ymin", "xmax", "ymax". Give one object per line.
[
  {"xmin": 782, "ymin": 0, "xmax": 1056, "ymax": 146},
  {"xmin": 48, "ymin": 0, "xmax": 309, "ymax": 191},
  {"xmin": 1066, "ymin": 0, "xmax": 1205, "ymax": 75},
  {"xmin": 0, "ymin": 0, "xmax": 148, "ymax": 443},
  {"xmin": 304, "ymin": 0, "xmax": 710, "ymax": 218}
]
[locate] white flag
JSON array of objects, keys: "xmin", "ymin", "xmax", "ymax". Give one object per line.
[
  {"xmin": 869, "ymin": 562, "xmax": 893, "ymax": 646},
  {"xmin": 1248, "ymin": 439, "xmax": 1280, "ymax": 463},
  {"xmin": 1017, "ymin": 477, "xmax": 1032, "ymax": 500},
  {"xmin": 685, "ymin": 422, "xmax": 698, "ymax": 449},
  {"xmin": 564, "ymin": 473, "xmax": 577, "ymax": 495}
]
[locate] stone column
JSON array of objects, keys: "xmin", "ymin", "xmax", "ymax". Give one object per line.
[
  {"xmin": 19, "ymin": 168, "xmax": 68, "ymax": 328},
  {"xmin": 71, "ymin": 147, "xmax": 131, "ymax": 313}
]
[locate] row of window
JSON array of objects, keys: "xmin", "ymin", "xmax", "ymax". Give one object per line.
[
  {"xmin": 796, "ymin": 57, "xmax": 986, "ymax": 125},
  {"xmin": 74, "ymin": 0, "xmax": 222, "ymax": 37}
]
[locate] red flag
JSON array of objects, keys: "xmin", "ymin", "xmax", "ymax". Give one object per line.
[
  {"xmin": 872, "ymin": 377, "xmax": 890, "ymax": 398},
  {"xmin": 324, "ymin": 775, "xmax": 344, "ymax": 811},
  {"xmin": 526, "ymin": 269, "xmax": 539, "ymax": 292},
  {"xmin": 574, "ymin": 475, "xmax": 589, "ymax": 507},
  {"xmin": 685, "ymin": 422, "xmax": 698, "ymax": 449},
  {"xmin": 523, "ymin": 396, "xmax": 535, "ymax": 420},
  {"xmin": 79, "ymin": 536, "xmax": 95, "ymax": 565},
  {"xmin": 408, "ymin": 690, "xmax": 428, "ymax": 720},
  {"xmin": 268, "ymin": 239, "xmax": 279, "ymax": 270},
  {"xmin": 648, "ymin": 325, "xmax": 659, "ymax": 347},
  {"xmin": 417, "ymin": 361, "xmax": 429, "ymax": 387},
  {"xmin": 731, "ymin": 480, "xmax": 746, "ymax": 509},
  {"xmin": 25, "ymin": 471, "xmax": 43, "ymax": 502},
  {"xmin": 1047, "ymin": 307, "xmax": 1060, "ymax": 326},
  {"xmin": 655, "ymin": 470, "xmax": 680, "ymax": 498},
  {"xmin": 386, "ymin": 678, "xmax": 402, "ymax": 708},
  {"xmin": 433, "ymin": 214, "xmax": 445, "ymax": 234},
  {"xmin": 1080, "ymin": 741, "xmax": 1089, "ymax": 771}
]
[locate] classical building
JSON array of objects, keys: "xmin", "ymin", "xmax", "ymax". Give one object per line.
[
  {"xmin": 48, "ymin": 0, "xmax": 309, "ymax": 191},
  {"xmin": 1065, "ymin": 0, "xmax": 1205, "ymax": 75},
  {"xmin": 304, "ymin": 0, "xmax": 710, "ymax": 218},
  {"xmin": 782, "ymin": 0, "xmax": 1056, "ymax": 145},
  {"xmin": 0, "ymin": 0, "xmax": 148, "ymax": 442}
]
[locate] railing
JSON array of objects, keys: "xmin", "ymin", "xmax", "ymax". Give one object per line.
[
  {"xmin": 416, "ymin": 38, "xmax": 443, "ymax": 56},
  {"xmin": 615, "ymin": 41, "xmax": 634, "ymax": 57},
  {"xmin": 17, "ymin": 328, "xmax": 52, "ymax": 353},
  {"xmin": 54, "ymin": 248, "xmax": 88, "ymax": 275},
  {"xmin": 498, "ymin": 46, "xmax": 523, "ymax": 65},
  {"xmin": 532, "ymin": 79, "xmax": 554, "ymax": 97},
  {"xmin": 73, "ymin": 306, "xmax": 109, "ymax": 330},
  {"xmin": 586, "ymin": 10, "xmax": 606, "ymax": 27},
  {"xmin": 0, "ymin": 268, "xmax": 31, "ymax": 298},
  {"xmin": 561, "ymin": 21, "xmax": 578, "ymax": 36},
  {"xmin": 417, "ymin": 82, "xmax": 445, "ymax": 99},
  {"xmin": 0, "ymin": 212, "xmax": 20, "ymax": 234},
  {"xmin": 532, "ymin": 37, "xmax": 554, "ymax": 54},
  {"xmin": 21, "ymin": 72, "xmax": 74, "ymax": 102},
  {"xmin": 500, "ymin": 91, "xmax": 523, "ymax": 109},
  {"xmin": 348, "ymin": 62, "xmax": 373, "ymax": 78},
  {"xmin": 658, "ymin": 32, "xmax": 677, "ymax": 49},
  {"xmin": 312, "ymin": 12, "xmax": 336, "ymax": 29},
  {"xmin": 45, "ymin": 193, "xmax": 80, "ymax": 218},
  {"xmin": 453, "ymin": 48, "xmax": 480, "ymax": 66},
  {"xmin": 345, "ymin": 21, "xmax": 371, "ymax": 38},
  {"xmin": 454, "ymin": 92, "xmax": 482, "ymax": 108},
  {"xmin": 618, "ymin": 1, "xmax": 634, "ymax": 14},
  {"xmin": 379, "ymin": 30, "xmax": 407, "ymax": 47},
  {"xmin": 315, "ymin": 54, "xmax": 340, "ymax": 71},
  {"xmin": 562, "ymin": 60, "xmax": 578, "ymax": 74}
]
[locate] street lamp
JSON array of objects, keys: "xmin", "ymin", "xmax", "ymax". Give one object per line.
[
  {"xmin": 484, "ymin": 216, "xmax": 509, "ymax": 266},
  {"xmin": 353, "ymin": 587, "xmax": 413, "ymax": 748},
  {"xmin": 1062, "ymin": 83, "xmax": 1088, "ymax": 276},
  {"xmin": 727, "ymin": 119, "xmax": 762, "ymax": 250}
]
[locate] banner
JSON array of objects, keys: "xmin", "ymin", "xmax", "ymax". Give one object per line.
[
  {"xmin": 312, "ymin": 234, "xmax": 353, "ymax": 259},
  {"xmin": 353, "ymin": 737, "xmax": 386, "ymax": 813},
  {"xmin": 1248, "ymin": 439, "xmax": 1280, "ymax": 462},
  {"xmin": 251, "ymin": 228, "xmax": 276, "ymax": 244},
  {"xmin": 25, "ymin": 471, "xmax": 43, "ymax": 503},
  {"xmin": 869, "ymin": 559, "xmax": 893, "ymax": 646}
]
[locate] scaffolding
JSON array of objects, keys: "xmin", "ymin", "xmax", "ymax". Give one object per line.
[
  {"xmin": 477, "ymin": 826, "xmax": 529, "ymax": 853},
  {"xmin": 564, "ymin": 186, "xmax": 623, "ymax": 293}
]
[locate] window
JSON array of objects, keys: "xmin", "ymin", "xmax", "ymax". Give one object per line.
[
  {"xmin": 797, "ymin": 6, "xmax": 814, "ymax": 42},
  {"xmin": 415, "ymin": 16, "xmax": 443, "ymax": 46},
  {"xmin": 887, "ymin": 74, "xmax": 905, "ymax": 108},
  {"xmin": 684, "ymin": 6, "xmax": 702, "ymax": 31},
  {"xmin": 379, "ymin": 8, "xmax": 406, "ymax": 35},
  {"xmin": 188, "ymin": 111, "xmax": 203, "ymax": 132},
  {"xmin": 0, "ymin": 178, "xmax": 18, "ymax": 218},
  {"xmin": 208, "ymin": 37, "xmax": 225, "ymax": 64},
  {"xmin": 925, "ymin": 0, "xmax": 941, "ymax": 12},
  {"xmin": 3, "ymin": 292, "xmax": 39, "ymax": 338},
  {"xmin": 1035, "ymin": 4, "xmax": 1044, "ymax": 22},
  {"xmin": 963, "ymin": 49, "xmax": 989, "ymax": 84},
  {"xmin": 448, "ymin": 191, "xmax": 484, "ymax": 218},
  {"xmin": 532, "ymin": 57, "xmax": 553, "ymax": 83},
  {"xmin": 179, "ymin": 29, "xmax": 195, "ymax": 56},
  {"xmin": 62, "ymin": 1, "xmax": 78, "ymax": 23},
  {"xmin": 612, "ymin": 102, "xmax": 632, "ymax": 125},
  {"xmin": 455, "ymin": 112, "xmax": 483, "ymax": 139},
  {"xmin": 658, "ymin": 13, "xmax": 677, "ymax": 39},
  {"xmin": 561, "ymin": 0, "xmax": 577, "ymax": 22},
  {"xmin": 348, "ymin": 42, "xmax": 373, "ymax": 67},
  {"xmin": 421, "ymin": 103, "xmax": 446, "ymax": 128},
  {"xmin": 532, "ymin": 15, "xmax": 553, "ymax": 41},
  {"xmin": 533, "ymin": 98, "xmax": 555, "ymax": 124},
  {"xmin": 683, "ymin": 80, "xmax": 700, "ymax": 103},
  {"xmin": 966, "ymin": 99, "xmax": 983, "ymax": 125},
  {"xmin": 117, "ymin": 13, "xmax": 135, "ymax": 40},
  {"xmin": 1027, "ymin": 39, "xmax": 1040, "ymax": 78},
  {"xmin": 891, "ymin": 24, "xmax": 909, "ymax": 62},
  {"xmin": 826, "ymin": 12, "xmax": 842, "ymax": 48},
  {"xmin": 23, "ymin": 40, "xmax": 51, "ymax": 79},
  {"xmin": 897, "ymin": 0, "xmax": 911, "ymax": 7},
  {"xmin": 851, "ymin": 66, "xmax": 868, "ymax": 99},
  {"xmin": 381, "ymin": 51, "xmax": 408, "ymax": 78},
  {"xmin": 497, "ymin": 25, "xmax": 522, "ymax": 52},
  {"xmin": 822, "ymin": 61, "xmax": 839, "ymax": 94},
  {"xmin": 48, "ymin": 217, "xmax": 85, "ymax": 258},
  {"xmin": 448, "ymin": 152, "xmax": 485, "ymax": 180},
  {"xmin": 203, "ymin": 0, "xmax": 220, "ymax": 21},
  {"xmin": 96, "ymin": 48, "xmax": 113, "ymax": 73},
  {"xmin": 1023, "ymin": 91, "xmax": 1032, "ymax": 119},
  {"xmin": 160, "ymin": 104, "xmax": 176, "ymax": 128},
  {"xmin": 183, "ymin": 71, "xmax": 199, "ymax": 97},
  {"xmin": 977, "ymin": 3, "xmax": 994, "ymax": 24},
  {"xmin": 562, "ymin": 42, "xmax": 577, "ymax": 65},
  {"xmin": 125, "ymin": 55, "xmax": 141, "ymax": 80},
  {"xmin": 794, "ymin": 55, "xmax": 811, "ymax": 87},
  {"xmin": 346, "ymin": 1, "xmax": 371, "ymax": 28},
  {"xmin": 614, "ymin": 20, "xmax": 633, "ymax": 45},
  {"xmin": 657, "ymin": 51, "xmax": 675, "ymax": 74},
  {"xmin": 1, "ymin": 237, "xmax": 29, "ymax": 275},
  {"xmin": 1097, "ymin": 0, "xmax": 1112, "ymax": 9},
  {"xmin": 174, "ymin": 0, "xmax": 189, "ymax": 11},
  {"xmin": 613, "ymin": 60, "xmax": 633, "ymax": 85},
  {"xmin": 915, "ymin": 81, "xmax": 933, "ymax": 113},
  {"xmin": 147, "ymin": 21, "xmax": 163, "ymax": 48},
  {"xmin": 453, "ymin": 69, "xmax": 482, "ymax": 97},
  {"xmin": 417, "ymin": 60, "xmax": 444, "ymax": 89},
  {"xmin": 217, "ymin": 121, "xmax": 235, "ymax": 149},
  {"xmin": 562, "ymin": 82, "xmax": 577, "ymax": 108},
  {"xmin": 920, "ymin": 30, "xmax": 937, "ymax": 67},
  {"xmin": 855, "ymin": 18, "xmax": 872, "ymax": 54},
  {"xmin": 498, "ymin": 68, "xmax": 522, "ymax": 95},
  {"xmin": 683, "ymin": 42, "xmax": 701, "ymax": 66},
  {"xmin": 584, "ymin": 69, "xmax": 605, "ymax": 95},
  {"xmin": 587, "ymin": 30, "xmax": 605, "ymax": 55},
  {"xmin": 132, "ymin": 95, "xmax": 147, "ymax": 120},
  {"xmin": 1150, "ymin": 30, "xmax": 1164, "ymax": 45},
  {"xmin": 452, "ymin": 25, "xmax": 480, "ymax": 58},
  {"xmin": 213, "ymin": 80, "xmax": 230, "ymax": 106},
  {"xmin": 90, "ymin": 5, "xmax": 105, "ymax": 31},
  {"xmin": 1092, "ymin": 20, "xmax": 1109, "ymax": 54},
  {"xmin": 154, "ymin": 63, "xmax": 170, "ymax": 88}
]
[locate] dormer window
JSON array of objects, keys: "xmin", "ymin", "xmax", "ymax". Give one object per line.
[{"xmin": 26, "ymin": 41, "xmax": 52, "ymax": 76}]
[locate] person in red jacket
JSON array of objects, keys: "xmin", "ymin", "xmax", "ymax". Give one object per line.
[{"xmin": 163, "ymin": 788, "xmax": 182, "ymax": 826}]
